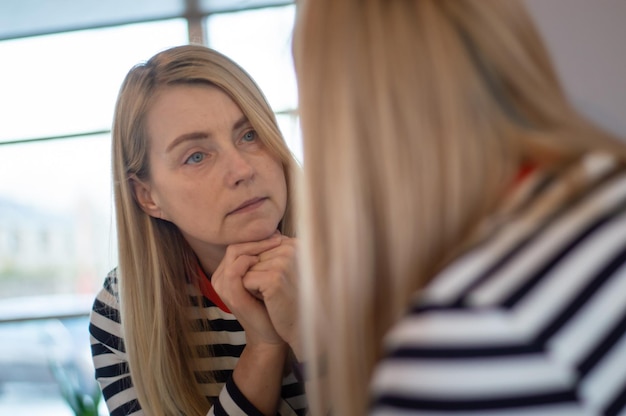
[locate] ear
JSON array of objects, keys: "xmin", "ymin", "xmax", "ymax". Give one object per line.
[{"xmin": 130, "ymin": 177, "xmax": 163, "ymax": 219}]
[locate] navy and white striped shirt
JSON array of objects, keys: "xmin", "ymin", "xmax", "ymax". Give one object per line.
[
  {"xmin": 371, "ymin": 152, "xmax": 626, "ymax": 415},
  {"xmin": 89, "ymin": 270, "xmax": 307, "ymax": 416}
]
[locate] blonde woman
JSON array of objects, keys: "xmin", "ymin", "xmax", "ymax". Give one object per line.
[
  {"xmin": 89, "ymin": 45, "xmax": 305, "ymax": 415},
  {"xmin": 294, "ymin": 1, "xmax": 626, "ymax": 415}
]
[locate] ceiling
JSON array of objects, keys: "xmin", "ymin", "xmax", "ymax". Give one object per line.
[{"xmin": 0, "ymin": 0, "xmax": 291, "ymax": 41}]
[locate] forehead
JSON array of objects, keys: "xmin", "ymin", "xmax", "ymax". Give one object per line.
[
  {"xmin": 148, "ymin": 83, "xmax": 242, "ymax": 123},
  {"xmin": 145, "ymin": 83, "xmax": 245, "ymax": 145}
]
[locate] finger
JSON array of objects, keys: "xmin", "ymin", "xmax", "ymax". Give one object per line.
[
  {"xmin": 243, "ymin": 270, "xmax": 277, "ymax": 293},
  {"xmin": 223, "ymin": 236, "xmax": 283, "ymax": 261},
  {"xmin": 225, "ymin": 254, "xmax": 260, "ymax": 280},
  {"xmin": 212, "ymin": 254, "xmax": 258, "ymax": 280},
  {"xmin": 211, "ymin": 254, "xmax": 259, "ymax": 295},
  {"xmin": 249, "ymin": 255, "xmax": 288, "ymax": 272},
  {"xmin": 242, "ymin": 270, "xmax": 298, "ymax": 346},
  {"xmin": 257, "ymin": 239, "xmax": 297, "ymax": 263},
  {"xmin": 243, "ymin": 270, "xmax": 292, "ymax": 300}
]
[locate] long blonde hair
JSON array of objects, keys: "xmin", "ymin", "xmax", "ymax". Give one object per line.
[
  {"xmin": 293, "ymin": 1, "xmax": 624, "ymax": 415},
  {"xmin": 112, "ymin": 44, "xmax": 298, "ymax": 415}
]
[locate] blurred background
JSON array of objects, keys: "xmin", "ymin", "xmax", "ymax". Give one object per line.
[{"xmin": 0, "ymin": 0, "xmax": 623, "ymax": 414}]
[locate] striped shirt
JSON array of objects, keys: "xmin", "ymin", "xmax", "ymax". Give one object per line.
[
  {"xmin": 371, "ymin": 152, "xmax": 626, "ymax": 415},
  {"xmin": 89, "ymin": 269, "xmax": 307, "ymax": 416}
]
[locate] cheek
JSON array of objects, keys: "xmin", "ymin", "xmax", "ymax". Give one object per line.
[
  {"xmin": 274, "ymin": 166, "xmax": 288, "ymax": 211},
  {"xmin": 158, "ymin": 182, "xmax": 220, "ymax": 222}
]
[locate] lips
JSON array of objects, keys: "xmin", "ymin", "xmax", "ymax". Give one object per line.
[{"xmin": 228, "ymin": 197, "xmax": 267, "ymax": 215}]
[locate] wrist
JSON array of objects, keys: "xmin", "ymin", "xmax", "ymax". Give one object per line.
[
  {"xmin": 291, "ymin": 355, "xmax": 327, "ymax": 383},
  {"xmin": 232, "ymin": 342, "xmax": 288, "ymax": 416},
  {"xmin": 288, "ymin": 338, "xmax": 304, "ymax": 362},
  {"xmin": 245, "ymin": 340, "xmax": 288, "ymax": 357}
]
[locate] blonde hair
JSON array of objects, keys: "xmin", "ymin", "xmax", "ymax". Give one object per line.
[
  {"xmin": 293, "ymin": 1, "xmax": 624, "ymax": 415},
  {"xmin": 112, "ymin": 44, "xmax": 298, "ymax": 415}
]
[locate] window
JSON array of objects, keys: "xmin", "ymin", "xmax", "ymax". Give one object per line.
[
  {"xmin": 0, "ymin": 19, "xmax": 189, "ymax": 416},
  {"xmin": 0, "ymin": 20, "xmax": 189, "ymax": 297},
  {"xmin": 207, "ymin": 4, "xmax": 302, "ymax": 162}
]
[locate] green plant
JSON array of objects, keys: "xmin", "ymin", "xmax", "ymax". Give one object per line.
[{"xmin": 49, "ymin": 357, "xmax": 102, "ymax": 416}]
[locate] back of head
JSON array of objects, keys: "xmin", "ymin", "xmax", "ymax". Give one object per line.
[
  {"xmin": 111, "ymin": 44, "xmax": 297, "ymax": 415},
  {"xmin": 293, "ymin": 1, "xmax": 625, "ymax": 415}
]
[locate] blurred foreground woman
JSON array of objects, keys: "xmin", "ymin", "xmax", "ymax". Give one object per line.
[{"xmin": 294, "ymin": 1, "xmax": 626, "ymax": 415}]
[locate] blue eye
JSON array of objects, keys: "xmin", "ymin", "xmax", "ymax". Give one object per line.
[
  {"xmin": 185, "ymin": 152, "xmax": 205, "ymax": 164},
  {"xmin": 242, "ymin": 130, "xmax": 257, "ymax": 142}
]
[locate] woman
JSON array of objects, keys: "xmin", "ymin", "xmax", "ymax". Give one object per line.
[
  {"xmin": 89, "ymin": 45, "xmax": 305, "ymax": 415},
  {"xmin": 294, "ymin": 1, "xmax": 626, "ymax": 415}
]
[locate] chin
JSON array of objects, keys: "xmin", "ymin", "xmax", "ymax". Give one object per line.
[{"xmin": 241, "ymin": 224, "xmax": 280, "ymax": 243}]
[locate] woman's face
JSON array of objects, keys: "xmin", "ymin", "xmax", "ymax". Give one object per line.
[{"xmin": 135, "ymin": 83, "xmax": 287, "ymax": 270}]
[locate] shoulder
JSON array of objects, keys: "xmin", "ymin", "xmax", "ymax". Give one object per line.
[
  {"xmin": 91, "ymin": 268, "xmax": 121, "ymax": 321},
  {"xmin": 102, "ymin": 268, "xmax": 120, "ymax": 299},
  {"xmin": 385, "ymin": 153, "xmax": 626, "ymax": 347},
  {"xmin": 371, "ymin": 152, "xmax": 626, "ymax": 414},
  {"xmin": 89, "ymin": 268, "xmax": 125, "ymax": 352}
]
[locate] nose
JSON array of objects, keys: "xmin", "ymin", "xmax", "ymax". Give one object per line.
[{"xmin": 223, "ymin": 147, "xmax": 255, "ymax": 187}]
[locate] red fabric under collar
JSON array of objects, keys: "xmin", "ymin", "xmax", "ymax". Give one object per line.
[
  {"xmin": 512, "ymin": 162, "xmax": 535, "ymax": 188},
  {"xmin": 197, "ymin": 267, "xmax": 231, "ymax": 313}
]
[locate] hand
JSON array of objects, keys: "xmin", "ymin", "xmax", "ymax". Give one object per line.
[
  {"xmin": 211, "ymin": 236, "xmax": 285, "ymax": 346},
  {"xmin": 243, "ymin": 235, "xmax": 302, "ymax": 358}
]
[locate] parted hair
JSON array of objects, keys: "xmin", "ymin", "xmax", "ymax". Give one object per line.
[
  {"xmin": 293, "ymin": 1, "xmax": 625, "ymax": 415},
  {"xmin": 112, "ymin": 44, "xmax": 298, "ymax": 415}
]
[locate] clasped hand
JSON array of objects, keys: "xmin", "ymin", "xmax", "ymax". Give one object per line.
[{"xmin": 211, "ymin": 232, "xmax": 300, "ymax": 354}]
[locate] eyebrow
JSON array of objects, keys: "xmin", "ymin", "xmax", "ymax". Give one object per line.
[
  {"xmin": 165, "ymin": 115, "xmax": 250, "ymax": 153},
  {"xmin": 232, "ymin": 114, "xmax": 250, "ymax": 132}
]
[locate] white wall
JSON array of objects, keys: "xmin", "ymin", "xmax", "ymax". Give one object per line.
[{"xmin": 525, "ymin": 0, "xmax": 626, "ymax": 140}]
